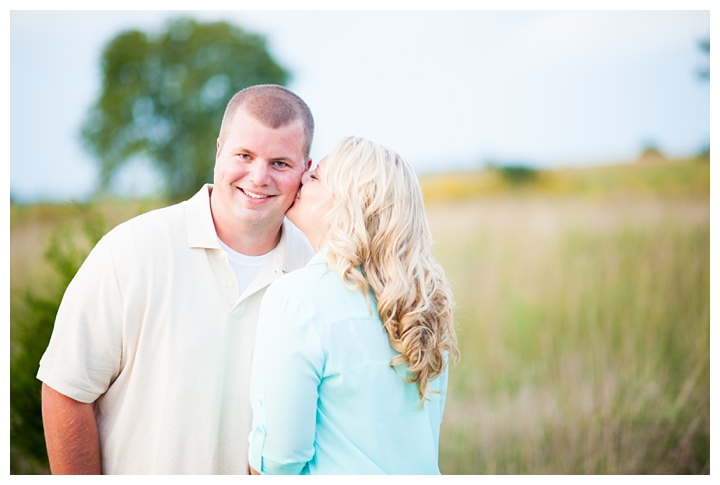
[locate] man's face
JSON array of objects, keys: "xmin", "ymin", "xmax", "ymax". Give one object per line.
[{"xmin": 212, "ymin": 109, "xmax": 309, "ymax": 234}]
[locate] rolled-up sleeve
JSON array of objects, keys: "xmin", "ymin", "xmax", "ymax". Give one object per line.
[{"xmin": 248, "ymin": 279, "xmax": 324, "ymax": 475}]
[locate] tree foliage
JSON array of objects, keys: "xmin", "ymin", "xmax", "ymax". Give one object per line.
[
  {"xmin": 697, "ymin": 36, "xmax": 709, "ymax": 82},
  {"xmin": 81, "ymin": 18, "xmax": 290, "ymax": 199}
]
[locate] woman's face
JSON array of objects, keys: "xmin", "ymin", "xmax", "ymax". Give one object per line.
[{"xmin": 287, "ymin": 157, "xmax": 331, "ymax": 248}]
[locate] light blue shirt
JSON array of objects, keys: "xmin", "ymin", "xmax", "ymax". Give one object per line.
[{"xmin": 248, "ymin": 248, "xmax": 448, "ymax": 474}]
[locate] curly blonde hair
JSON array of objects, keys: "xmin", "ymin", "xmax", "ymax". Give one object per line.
[{"xmin": 321, "ymin": 136, "xmax": 459, "ymax": 404}]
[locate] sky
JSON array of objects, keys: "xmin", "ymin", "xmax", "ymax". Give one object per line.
[{"xmin": 8, "ymin": 7, "xmax": 711, "ymax": 201}]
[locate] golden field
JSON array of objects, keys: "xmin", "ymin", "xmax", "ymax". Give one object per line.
[
  {"xmin": 10, "ymin": 158, "xmax": 710, "ymax": 474},
  {"xmin": 424, "ymin": 158, "xmax": 709, "ymax": 473}
]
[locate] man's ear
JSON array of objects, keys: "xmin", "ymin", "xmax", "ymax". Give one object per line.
[
  {"xmin": 216, "ymin": 139, "xmax": 222, "ymax": 160},
  {"xmin": 306, "ymin": 158, "xmax": 313, "ymax": 171}
]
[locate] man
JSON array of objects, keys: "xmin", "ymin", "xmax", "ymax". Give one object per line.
[{"xmin": 37, "ymin": 85, "xmax": 315, "ymax": 474}]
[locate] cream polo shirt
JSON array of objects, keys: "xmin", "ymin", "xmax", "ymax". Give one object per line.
[{"xmin": 37, "ymin": 184, "xmax": 314, "ymax": 475}]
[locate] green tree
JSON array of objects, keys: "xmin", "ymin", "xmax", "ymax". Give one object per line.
[
  {"xmin": 81, "ymin": 18, "xmax": 290, "ymax": 199},
  {"xmin": 697, "ymin": 36, "xmax": 709, "ymax": 82}
]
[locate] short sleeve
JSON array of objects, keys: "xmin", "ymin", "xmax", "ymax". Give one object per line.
[
  {"xmin": 37, "ymin": 234, "xmax": 124, "ymax": 403},
  {"xmin": 248, "ymin": 276, "xmax": 324, "ymax": 474}
]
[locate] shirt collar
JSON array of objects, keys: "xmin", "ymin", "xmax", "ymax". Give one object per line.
[
  {"xmin": 187, "ymin": 184, "xmax": 221, "ymax": 249},
  {"xmin": 275, "ymin": 218, "xmax": 311, "ymax": 274}
]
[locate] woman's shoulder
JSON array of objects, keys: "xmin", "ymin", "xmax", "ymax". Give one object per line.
[
  {"xmin": 265, "ymin": 256, "xmax": 336, "ymax": 302},
  {"xmin": 272, "ymin": 256, "xmax": 325, "ymax": 286},
  {"xmin": 264, "ymin": 255, "xmax": 368, "ymax": 322},
  {"xmin": 270, "ymin": 248, "xmax": 343, "ymax": 289}
]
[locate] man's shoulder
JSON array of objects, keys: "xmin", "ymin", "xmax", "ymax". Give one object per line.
[
  {"xmin": 88, "ymin": 200, "xmax": 193, "ymax": 270},
  {"xmin": 105, "ymin": 199, "xmax": 187, "ymax": 242}
]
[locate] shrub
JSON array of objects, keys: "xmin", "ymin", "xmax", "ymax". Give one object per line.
[
  {"xmin": 10, "ymin": 204, "xmax": 106, "ymax": 474},
  {"xmin": 497, "ymin": 164, "xmax": 539, "ymax": 184}
]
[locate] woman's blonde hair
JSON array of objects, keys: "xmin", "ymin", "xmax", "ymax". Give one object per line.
[{"xmin": 321, "ymin": 136, "xmax": 459, "ymax": 404}]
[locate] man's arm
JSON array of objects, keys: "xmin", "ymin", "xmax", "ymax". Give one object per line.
[{"xmin": 41, "ymin": 383, "xmax": 101, "ymax": 474}]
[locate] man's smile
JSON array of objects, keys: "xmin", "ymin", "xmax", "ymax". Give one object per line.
[{"xmin": 239, "ymin": 188, "xmax": 273, "ymax": 199}]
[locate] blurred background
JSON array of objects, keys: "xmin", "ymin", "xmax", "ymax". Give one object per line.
[{"xmin": 9, "ymin": 9, "xmax": 710, "ymax": 474}]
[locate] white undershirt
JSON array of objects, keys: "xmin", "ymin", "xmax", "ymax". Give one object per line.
[{"xmin": 217, "ymin": 238, "xmax": 275, "ymax": 296}]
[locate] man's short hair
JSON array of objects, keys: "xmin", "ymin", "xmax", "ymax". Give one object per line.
[{"xmin": 218, "ymin": 84, "xmax": 314, "ymax": 159}]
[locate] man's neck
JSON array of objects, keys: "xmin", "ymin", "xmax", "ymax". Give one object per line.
[{"xmin": 215, "ymin": 222, "xmax": 283, "ymax": 256}]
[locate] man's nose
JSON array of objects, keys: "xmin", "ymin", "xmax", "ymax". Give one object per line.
[{"xmin": 248, "ymin": 162, "xmax": 271, "ymax": 186}]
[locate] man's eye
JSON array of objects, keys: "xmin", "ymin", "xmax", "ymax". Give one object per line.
[
  {"xmin": 238, "ymin": 154, "xmax": 251, "ymax": 160},
  {"xmin": 273, "ymin": 161, "xmax": 288, "ymax": 168}
]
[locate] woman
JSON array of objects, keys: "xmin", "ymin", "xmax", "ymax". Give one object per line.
[{"xmin": 248, "ymin": 136, "xmax": 459, "ymax": 474}]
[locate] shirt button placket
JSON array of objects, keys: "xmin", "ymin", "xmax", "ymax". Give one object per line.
[{"xmin": 218, "ymin": 250, "xmax": 236, "ymax": 303}]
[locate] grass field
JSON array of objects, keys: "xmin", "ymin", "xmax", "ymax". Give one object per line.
[
  {"xmin": 10, "ymin": 158, "xmax": 710, "ymax": 474},
  {"xmin": 424, "ymin": 158, "xmax": 709, "ymax": 474}
]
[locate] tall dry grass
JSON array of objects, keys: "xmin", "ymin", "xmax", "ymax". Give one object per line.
[
  {"xmin": 10, "ymin": 159, "xmax": 709, "ymax": 474},
  {"xmin": 429, "ymin": 194, "xmax": 709, "ymax": 474}
]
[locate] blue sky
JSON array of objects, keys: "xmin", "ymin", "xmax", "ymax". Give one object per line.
[{"xmin": 9, "ymin": 8, "xmax": 711, "ymax": 201}]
